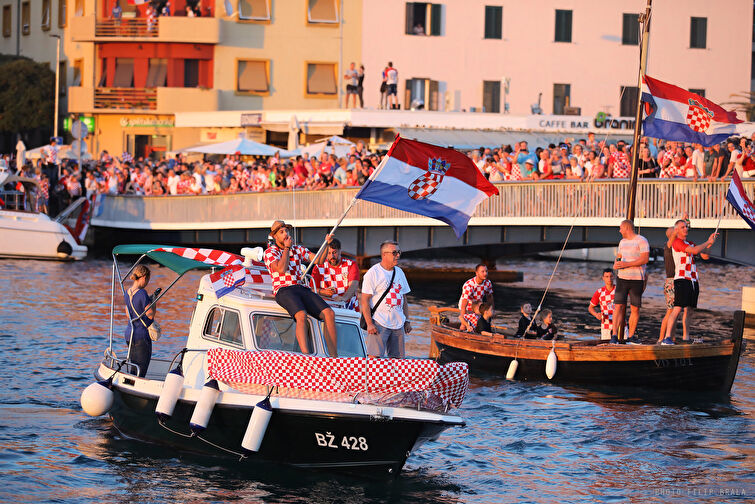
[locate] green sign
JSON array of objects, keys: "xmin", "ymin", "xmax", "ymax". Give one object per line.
[{"xmin": 64, "ymin": 116, "xmax": 95, "ymax": 133}]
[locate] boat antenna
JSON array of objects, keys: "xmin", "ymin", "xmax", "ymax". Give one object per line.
[{"xmin": 626, "ymin": 0, "xmax": 653, "ymax": 222}]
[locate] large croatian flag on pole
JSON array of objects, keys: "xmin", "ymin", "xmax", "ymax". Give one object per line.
[
  {"xmin": 726, "ymin": 170, "xmax": 755, "ymax": 230},
  {"xmin": 355, "ymin": 137, "xmax": 499, "ymax": 238},
  {"xmin": 641, "ymin": 75, "xmax": 743, "ymax": 147}
]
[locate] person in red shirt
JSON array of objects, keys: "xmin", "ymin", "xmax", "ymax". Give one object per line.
[
  {"xmin": 311, "ymin": 238, "xmax": 360, "ymax": 309},
  {"xmin": 588, "ymin": 269, "xmax": 616, "ymax": 341}
]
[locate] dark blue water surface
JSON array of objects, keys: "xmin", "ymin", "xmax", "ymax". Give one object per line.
[{"xmin": 0, "ymin": 257, "xmax": 753, "ymax": 503}]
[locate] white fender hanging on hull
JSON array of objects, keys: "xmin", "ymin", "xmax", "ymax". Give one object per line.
[
  {"xmin": 155, "ymin": 365, "xmax": 185, "ymax": 421},
  {"xmin": 189, "ymin": 379, "xmax": 220, "ymax": 433},
  {"xmin": 545, "ymin": 349, "xmax": 558, "ymax": 380},
  {"xmin": 241, "ymin": 396, "xmax": 273, "ymax": 452},
  {"xmin": 506, "ymin": 359, "xmax": 519, "ymax": 380},
  {"xmin": 80, "ymin": 378, "xmax": 114, "ymax": 417}
]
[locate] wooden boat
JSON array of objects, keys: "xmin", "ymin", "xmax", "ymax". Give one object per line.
[{"xmin": 428, "ymin": 307, "xmax": 745, "ymax": 394}]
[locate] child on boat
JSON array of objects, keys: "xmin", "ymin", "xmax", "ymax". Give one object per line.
[
  {"xmin": 536, "ymin": 309, "xmax": 558, "ymax": 340},
  {"xmin": 515, "ymin": 303, "xmax": 537, "ymax": 338},
  {"xmin": 460, "ymin": 302, "xmax": 482, "ymax": 332},
  {"xmin": 473, "ymin": 301, "xmax": 493, "ymax": 334}
]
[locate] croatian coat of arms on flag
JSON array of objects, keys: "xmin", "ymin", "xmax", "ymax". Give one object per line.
[
  {"xmin": 408, "ymin": 157, "xmax": 449, "ymax": 200},
  {"xmin": 686, "ymin": 98, "xmax": 714, "ymax": 133}
]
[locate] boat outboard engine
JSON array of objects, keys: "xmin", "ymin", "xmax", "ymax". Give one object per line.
[
  {"xmin": 189, "ymin": 379, "xmax": 220, "ymax": 433},
  {"xmin": 155, "ymin": 364, "xmax": 185, "ymax": 422},
  {"xmin": 241, "ymin": 396, "xmax": 273, "ymax": 452},
  {"xmin": 80, "ymin": 377, "xmax": 114, "ymax": 416}
]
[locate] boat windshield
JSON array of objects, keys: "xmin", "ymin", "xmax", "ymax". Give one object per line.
[
  {"xmin": 252, "ymin": 313, "xmax": 315, "ymax": 354},
  {"xmin": 330, "ymin": 321, "xmax": 366, "ymax": 358}
]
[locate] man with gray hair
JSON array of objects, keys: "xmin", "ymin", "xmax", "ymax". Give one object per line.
[{"xmin": 360, "ymin": 240, "xmax": 412, "ymax": 358}]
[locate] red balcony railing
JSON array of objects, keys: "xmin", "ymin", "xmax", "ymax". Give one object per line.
[
  {"xmin": 94, "ymin": 88, "xmax": 157, "ymax": 110},
  {"xmin": 95, "ymin": 18, "xmax": 158, "ymax": 37}
]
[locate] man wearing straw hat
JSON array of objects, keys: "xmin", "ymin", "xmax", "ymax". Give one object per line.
[{"xmin": 264, "ymin": 220, "xmax": 338, "ymax": 357}]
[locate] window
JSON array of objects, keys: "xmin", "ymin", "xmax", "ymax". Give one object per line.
[
  {"xmin": 690, "ymin": 17, "xmax": 707, "ymax": 49},
  {"xmin": 307, "ymin": 0, "xmax": 338, "ymax": 24},
  {"xmin": 405, "ymin": 2, "xmax": 443, "ymax": 36},
  {"xmin": 22, "ymin": 1, "xmax": 30, "ymax": 35},
  {"xmin": 622, "ymin": 13, "xmax": 638, "ymax": 45},
  {"xmin": 553, "ymin": 83, "xmax": 570, "ymax": 114},
  {"xmin": 554, "ymin": 9, "xmax": 572, "ymax": 43},
  {"xmin": 237, "ymin": 59, "xmax": 269, "ymax": 93},
  {"xmin": 484, "ymin": 5, "xmax": 502, "ymax": 39},
  {"xmin": 203, "ymin": 307, "xmax": 244, "ymax": 346},
  {"xmin": 42, "ymin": 0, "xmax": 51, "ymax": 30},
  {"xmin": 59, "ymin": 60, "xmax": 66, "ymax": 96},
  {"xmin": 239, "ymin": 0, "xmax": 269, "ymax": 21},
  {"xmin": 689, "ymin": 88, "xmax": 705, "ymax": 98},
  {"xmin": 145, "ymin": 58, "xmax": 167, "ymax": 87},
  {"xmin": 58, "ymin": 0, "xmax": 66, "ymax": 27},
  {"xmin": 404, "ymin": 78, "xmax": 439, "ymax": 110},
  {"xmin": 483, "ymin": 80, "xmax": 501, "ymax": 113},
  {"xmin": 620, "ymin": 85, "xmax": 638, "ymax": 117},
  {"xmin": 2, "ymin": 5, "xmax": 11, "ymax": 38},
  {"xmin": 72, "ymin": 59, "xmax": 82, "ymax": 86},
  {"xmin": 327, "ymin": 321, "xmax": 365, "ymax": 358},
  {"xmin": 184, "ymin": 59, "xmax": 199, "ymax": 87},
  {"xmin": 74, "ymin": 0, "xmax": 83, "ymax": 16},
  {"xmin": 252, "ymin": 314, "xmax": 313, "ymax": 354},
  {"xmin": 112, "ymin": 58, "xmax": 134, "ymax": 87},
  {"xmin": 306, "ymin": 62, "xmax": 337, "ymax": 95}
]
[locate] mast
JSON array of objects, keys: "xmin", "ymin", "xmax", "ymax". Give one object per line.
[{"xmin": 626, "ymin": 0, "xmax": 652, "ymax": 222}]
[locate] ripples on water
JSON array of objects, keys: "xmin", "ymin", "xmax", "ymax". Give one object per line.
[{"xmin": 0, "ymin": 258, "xmax": 753, "ymax": 503}]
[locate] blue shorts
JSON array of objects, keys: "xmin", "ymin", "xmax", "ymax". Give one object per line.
[
  {"xmin": 386, "ymin": 84, "xmax": 397, "ymax": 96},
  {"xmin": 275, "ymin": 285, "xmax": 329, "ymax": 319}
]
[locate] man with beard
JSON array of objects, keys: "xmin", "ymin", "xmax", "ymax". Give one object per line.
[{"xmin": 311, "ymin": 238, "xmax": 360, "ymax": 310}]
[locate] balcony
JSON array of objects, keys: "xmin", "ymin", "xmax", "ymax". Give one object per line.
[
  {"xmin": 68, "ymin": 86, "xmax": 220, "ymax": 114},
  {"xmin": 70, "ymin": 15, "xmax": 220, "ymax": 44}
]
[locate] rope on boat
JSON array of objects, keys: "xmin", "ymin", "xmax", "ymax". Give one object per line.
[
  {"xmin": 158, "ymin": 418, "xmax": 194, "ymax": 439},
  {"xmin": 196, "ymin": 434, "xmax": 248, "ymax": 461}
]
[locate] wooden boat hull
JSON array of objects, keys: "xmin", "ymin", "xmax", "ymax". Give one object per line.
[{"xmin": 429, "ymin": 309, "xmax": 746, "ymax": 394}]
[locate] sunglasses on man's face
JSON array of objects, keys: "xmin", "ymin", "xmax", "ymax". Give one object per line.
[{"xmin": 384, "ymin": 250, "xmax": 401, "ymax": 256}]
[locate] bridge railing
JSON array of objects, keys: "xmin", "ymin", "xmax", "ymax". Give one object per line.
[{"xmin": 93, "ymin": 179, "xmax": 754, "ymax": 229}]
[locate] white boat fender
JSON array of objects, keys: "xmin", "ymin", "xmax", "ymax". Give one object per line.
[
  {"xmin": 155, "ymin": 364, "xmax": 185, "ymax": 422},
  {"xmin": 189, "ymin": 379, "xmax": 221, "ymax": 433},
  {"xmin": 545, "ymin": 348, "xmax": 558, "ymax": 380},
  {"xmin": 241, "ymin": 396, "xmax": 273, "ymax": 453},
  {"xmin": 505, "ymin": 359, "xmax": 519, "ymax": 380},
  {"xmin": 80, "ymin": 377, "xmax": 114, "ymax": 417}
]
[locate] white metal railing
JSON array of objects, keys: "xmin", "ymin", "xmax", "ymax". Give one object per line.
[{"xmin": 92, "ymin": 179, "xmax": 754, "ymax": 230}]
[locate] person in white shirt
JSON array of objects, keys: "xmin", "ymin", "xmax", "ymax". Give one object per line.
[
  {"xmin": 166, "ymin": 169, "xmax": 180, "ymax": 195},
  {"xmin": 611, "ymin": 220, "xmax": 649, "ymax": 344},
  {"xmin": 360, "ymin": 240, "xmax": 411, "ymax": 358}
]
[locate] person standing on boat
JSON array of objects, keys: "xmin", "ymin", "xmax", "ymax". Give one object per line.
[
  {"xmin": 611, "ymin": 220, "xmax": 649, "ymax": 344},
  {"xmin": 360, "ymin": 240, "xmax": 411, "ymax": 358},
  {"xmin": 264, "ymin": 220, "xmax": 339, "ymax": 357},
  {"xmin": 311, "ymin": 238, "xmax": 360, "ymax": 310},
  {"xmin": 588, "ymin": 268, "xmax": 615, "ymax": 341},
  {"xmin": 660, "ymin": 220, "xmax": 717, "ymax": 345},
  {"xmin": 124, "ymin": 265, "xmax": 157, "ymax": 378},
  {"xmin": 458, "ymin": 264, "xmax": 494, "ymax": 323}
]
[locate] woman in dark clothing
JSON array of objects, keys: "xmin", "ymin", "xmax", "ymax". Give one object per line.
[
  {"xmin": 357, "ymin": 65, "xmax": 365, "ymax": 108},
  {"xmin": 124, "ymin": 265, "xmax": 157, "ymax": 377}
]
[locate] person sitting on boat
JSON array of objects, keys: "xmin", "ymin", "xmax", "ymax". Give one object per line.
[
  {"xmin": 535, "ymin": 309, "xmax": 558, "ymax": 340},
  {"xmin": 264, "ymin": 220, "xmax": 338, "ymax": 357},
  {"xmin": 515, "ymin": 303, "xmax": 537, "ymax": 338},
  {"xmin": 460, "ymin": 302, "xmax": 481, "ymax": 332},
  {"xmin": 124, "ymin": 265, "xmax": 157, "ymax": 378},
  {"xmin": 611, "ymin": 220, "xmax": 649, "ymax": 345},
  {"xmin": 660, "ymin": 219, "xmax": 717, "ymax": 345},
  {"xmin": 458, "ymin": 264, "xmax": 494, "ymax": 326},
  {"xmin": 588, "ymin": 268, "xmax": 616, "ymax": 341},
  {"xmin": 311, "ymin": 237, "xmax": 360, "ymax": 310}
]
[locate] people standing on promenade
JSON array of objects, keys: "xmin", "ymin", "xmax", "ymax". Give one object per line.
[
  {"xmin": 458, "ymin": 263, "xmax": 494, "ymax": 324},
  {"xmin": 660, "ymin": 220, "xmax": 717, "ymax": 345},
  {"xmin": 344, "ymin": 62, "xmax": 359, "ymax": 109},
  {"xmin": 263, "ymin": 220, "xmax": 338, "ymax": 356},
  {"xmin": 611, "ymin": 220, "xmax": 649, "ymax": 344},
  {"xmin": 124, "ymin": 265, "xmax": 157, "ymax": 377},
  {"xmin": 311, "ymin": 238, "xmax": 360, "ymax": 309},
  {"xmin": 385, "ymin": 62, "xmax": 399, "ymax": 110},
  {"xmin": 588, "ymin": 268, "xmax": 616, "ymax": 341},
  {"xmin": 360, "ymin": 240, "xmax": 411, "ymax": 358}
]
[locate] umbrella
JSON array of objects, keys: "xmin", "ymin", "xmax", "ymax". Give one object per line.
[
  {"xmin": 181, "ymin": 137, "xmax": 295, "ymax": 157},
  {"xmin": 25, "ymin": 144, "xmax": 93, "ymax": 161},
  {"xmin": 295, "ymin": 135, "xmax": 356, "ymax": 159}
]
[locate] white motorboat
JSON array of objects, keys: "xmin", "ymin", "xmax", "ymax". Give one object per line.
[
  {"xmin": 81, "ymin": 245, "xmax": 468, "ymax": 476},
  {"xmin": 0, "ymin": 173, "xmax": 88, "ymax": 260}
]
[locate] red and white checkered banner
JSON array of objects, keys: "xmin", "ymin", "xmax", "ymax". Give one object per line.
[{"xmin": 207, "ymin": 349, "xmax": 469, "ymax": 411}]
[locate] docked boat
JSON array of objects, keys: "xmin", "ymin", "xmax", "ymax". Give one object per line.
[
  {"xmin": 81, "ymin": 245, "xmax": 468, "ymax": 476},
  {"xmin": 0, "ymin": 173, "xmax": 88, "ymax": 260},
  {"xmin": 428, "ymin": 306, "xmax": 745, "ymax": 393}
]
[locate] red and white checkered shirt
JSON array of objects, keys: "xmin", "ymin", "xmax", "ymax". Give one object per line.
[
  {"xmin": 590, "ymin": 285, "xmax": 615, "ymax": 330},
  {"xmin": 264, "ymin": 244, "xmax": 311, "ymax": 295},
  {"xmin": 311, "ymin": 258, "xmax": 360, "ymax": 309},
  {"xmin": 462, "ymin": 312, "xmax": 480, "ymax": 330},
  {"xmin": 610, "ymin": 152, "xmax": 630, "ymax": 178},
  {"xmin": 672, "ymin": 238, "xmax": 698, "ymax": 282},
  {"xmin": 459, "ymin": 277, "xmax": 493, "ymax": 312}
]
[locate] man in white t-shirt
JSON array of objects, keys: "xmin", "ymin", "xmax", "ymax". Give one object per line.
[
  {"xmin": 385, "ymin": 62, "xmax": 399, "ymax": 110},
  {"xmin": 360, "ymin": 240, "xmax": 411, "ymax": 358},
  {"xmin": 611, "ymin": 220, "xmax": 649, "ymax": 344}
]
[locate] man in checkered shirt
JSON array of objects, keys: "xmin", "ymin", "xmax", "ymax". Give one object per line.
[
  {"xmin": 311, "ymin": 238, "xmax": 360, "ymax": 308},
  {"xmin": 588, "ymin": 269, "xmax": 616, "ymax": 341},
  {"xmin": 660, "ymin": 219, "xmax": 717, "ymax": 345},
  {"xmin": 458, "ymin": 264, "xmax": 494, "ymax": 322},
  {"xmin": 264, "ymin": 220, "xmax": 338, "ymax": 357}
]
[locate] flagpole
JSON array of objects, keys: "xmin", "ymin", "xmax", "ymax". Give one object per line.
[{"xmin": 626, "ymin": 0, "xmax": 652, "ymax": 222}]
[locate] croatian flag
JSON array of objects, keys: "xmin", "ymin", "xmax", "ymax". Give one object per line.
[
  {"xmin": 726, "ymin": 170, "xmax": 755, "ymax": 230},
  {"xmin": 641, "ymin": 75, "xmax": 743, "ymax": 147},
  {"xmin": 210, "ymin": 264, "xmax": 246, "ymax": 298},
  {"xmin": 355, "ymin": 137, "xmax": 499, "ymax": 238},
  {"xmin": 127, "ymin": 0, "xmax": 149, "ymax": 4}
]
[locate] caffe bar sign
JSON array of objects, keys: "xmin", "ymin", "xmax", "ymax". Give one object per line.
[
  {"xmin": 120, "ymin": 118, "xmax": 175, "ymax": 128},
  {"xmin": 526, "ymin": 113, "xmax": 635, "ymax": 132}
]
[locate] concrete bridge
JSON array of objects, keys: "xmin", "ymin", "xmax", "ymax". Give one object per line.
[{"xmin": 91, "ymin": 180, "xmax": 755, "ymax": 266}]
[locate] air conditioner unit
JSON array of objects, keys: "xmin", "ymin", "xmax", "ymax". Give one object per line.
[{"xmin": 563, "ymin": 106, "xmax": 581, "ymax": 116}]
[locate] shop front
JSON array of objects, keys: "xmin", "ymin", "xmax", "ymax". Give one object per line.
[{"xmin": 95, "ymin": 114, "xmax": 175, "ymax": 160}]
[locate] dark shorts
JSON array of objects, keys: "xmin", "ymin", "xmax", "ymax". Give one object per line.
[
  {"xmin": 346, "ymin": 84, "xmax": 358, "ymax": 94},
  {"xmin": 386, "ymin": 83, "xmax": 397, "ymax": 96},
  {"xmin": 275, "ymin": 285, "xmax": 329, "ymax": 319},
  {"xmin": 673, "ymin": 279, "xmax": 699, "ymax": 308},
  {"xmin": 614, "ymin": 278, "xmax": 644, "ymax": 307}
]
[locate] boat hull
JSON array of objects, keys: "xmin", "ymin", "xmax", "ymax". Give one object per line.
[{"xmin": 0, "ymin": 211, "xmax": 86, "ymax": 260}]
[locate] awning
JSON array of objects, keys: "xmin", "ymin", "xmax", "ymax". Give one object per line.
[
  {"xmin": 395, "ymin": 128, "xmax": 633, "ymax": 150},
  {"xmin": 113, "ymin": 244, "xmax": 220, "ymax": 275}
]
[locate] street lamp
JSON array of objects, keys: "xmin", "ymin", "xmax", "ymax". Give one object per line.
[{"xmin": 50, "ymin": 34, "xmax": 60, "ymax": 140}]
